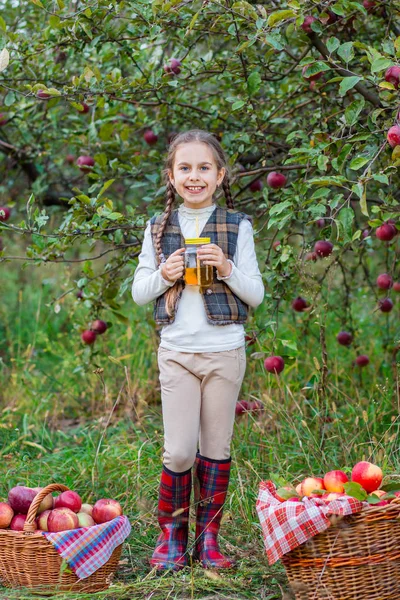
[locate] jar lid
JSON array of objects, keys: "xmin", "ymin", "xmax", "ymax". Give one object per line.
[{"xmin": 184, "ymin": 237, "xmax": 211, "ymax": 244}]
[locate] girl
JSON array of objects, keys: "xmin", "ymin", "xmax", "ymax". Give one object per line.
[{"xmin": 132, "ymin": 129, "xmax": 264, "ymax": 571}]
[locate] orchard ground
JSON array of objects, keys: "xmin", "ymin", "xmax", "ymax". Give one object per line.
[{"xmin": 1, "ymin": 235, "xmax": 400, "ymax": 600}]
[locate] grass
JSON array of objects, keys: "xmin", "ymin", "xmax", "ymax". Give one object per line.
[{"xmin": 1, "ymin": 239, "xmax": 400, "ymax": 599}]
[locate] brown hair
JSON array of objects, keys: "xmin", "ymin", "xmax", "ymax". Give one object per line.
[{"xmin": 155, "ymin": 129, "xmax": 235, "ymax": 318}]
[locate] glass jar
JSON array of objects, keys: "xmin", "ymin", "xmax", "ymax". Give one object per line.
[{"xmin": 184, "ymin": 237, "xmax": 214, "ymax": 287}]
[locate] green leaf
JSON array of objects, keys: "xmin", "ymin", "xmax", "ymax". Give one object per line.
[
  {"xmin": 247, "ymin": 71, "xmax": 261, "ymax": 96},
  {"xmin": 337, "ymin": 207, "xmax": 354, "ymax": 241},
  {"xmin": 264, "ymin": 33, "xmax": 284, "ymax": 50},
  {"xmin": 326, "ymin": 37, "xmax": 340, "ymax": 54},
  {"xmin": 31, "ymin": 0, "xmax": 44, "ymax": 7},
  {"xmin": 269, "ymin": 200, "xmax": 292, "ymax": 216},
  {"xmin": 381, "ymin": 482, "xmax": 400, "ymax": 492},
  {"xmin": 371, "ymin": 57, "xmax": 393, "ymax": 73},
  {"xmin": 267, "ymin": 10, "xmax": 296, "ymax": 27},
  {"xmin": 367, "ymin": 494, "xmax": 383, "ymax": 504},
  {"xmin": 349, "ymin": 156, "xmax": 370, "ymax": 170},
  {"xmin": 276, "ymin": 487, "xmax": 298, "ymax": 500},
  {"xmin": 345, "ymin": 97, "xmax": 365, "ymax": 126},
  {"xmin": 307, "ymin": 176, "xmax": 347, "ymax": 187},
  {"xmin": 0, "ymin": 16, "xmax": 6, "ymax": 32},
  {"xmin": 303, "ymin": 62, "xmax": 330, "ymax": 79},
  {"xmin": 232, "ymin": 100, "xmax": 245, "ymax": 111},
  {"xmin": 337, "ymin": 42, "xmax": 354, "ymax": 64},
  {"xmin": 97, "ymin": 179, "xmax": 115, "ymax": 199},
  {"xmin": 339, "ymin": 76, "xmax": 362, "ymax": 96},
  {"xmin": 343, "ymin": 481, "xmax": 367, "ymax": 501},
  {"xmin": 372, "ymin": 173, "xmax": 389, "ymax": 185}
]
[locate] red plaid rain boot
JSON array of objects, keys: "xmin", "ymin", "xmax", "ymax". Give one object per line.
[
  {"xmin": 150, "ymin": 464, "xmax": 192, "ymax": 571},
  {"xmin": 193, "ymin": 453, "xmax": 236, "ymax": 569}
]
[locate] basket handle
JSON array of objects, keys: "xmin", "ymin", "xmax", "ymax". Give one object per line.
[{"xmin": 24, "ymin": 483, "xmax": 70, "ymax": 533}]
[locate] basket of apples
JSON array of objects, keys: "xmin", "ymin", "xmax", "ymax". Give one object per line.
[
  {"xmin": 0, "ymin": 483, "xmax": 128, "ymax": 593},
  {"xmin": 274, "ymin": 461, "xmax": 400, "ymax": 600}
]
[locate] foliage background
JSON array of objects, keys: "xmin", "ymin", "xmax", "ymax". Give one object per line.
[{"xmin": 1, "ymin": 0, "xmax": 400, "ymax": 598}]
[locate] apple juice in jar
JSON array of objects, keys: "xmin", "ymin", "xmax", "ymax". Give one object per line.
[{"xmin": 184, "ymin": 238, "xmax": 213, "ymax": 287}]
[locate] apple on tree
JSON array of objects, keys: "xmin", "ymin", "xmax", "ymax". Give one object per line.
[
  {"xmin": 76, "ymin": 156, "xmax": 95, "ymax": 172},
  {"xmin": 385, "ymin": 66, "xmax": 400, "ymax": 89},
  {"xmin": 337, "ymin": 331, "xmax": 353, "ymax": 346},
  {"xmin": 355, "ymin": 354, "xmax": 370, "ymax": 367},
  {"xmin": 387, "ymin": 125, "xmax": 400, "ymax": 148},
  {"xmin": 264, "ymin": 356, "xmax": 285, "ymax": 374},
  {"xmin": 91, "ymin": 319, "xmax": 107, "ymax": 334},
  {"xmin": 143, "ymin": 130, "xmax": 158, "ymax": 145},
  {"xmin": 376, "ymin": 222, "xmax": 397, "ymax": 241},
  {"xmin": 292, "ymin": 297, "xmax": 308, "ymax": 312},
  {"xmin": 249, "ymin": 179, "xmax": 263, "ymax": 192},
  {"xmin": 301, "ymin": 16, "xmax": 318, "ymax": 34},
  {"xmin": 0, "ymin": 207, "xmax": 11, "ymax": 222},
  {"xmin": 266, "ymin": 172, "xmax": 287, "ymax": 189},
  {"xmin": 376, "ymin": 273, "xmax": 393, "ymax": 289}
]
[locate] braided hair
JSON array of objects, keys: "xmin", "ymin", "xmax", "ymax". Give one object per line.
[{"xmin": 155, "ymin": 129, "xmax": 235, "ymax": 318}]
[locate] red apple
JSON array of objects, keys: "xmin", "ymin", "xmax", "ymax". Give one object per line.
[
  {"xmin": 371, "ymin": 489, "xmax": 386, "ymax": 498},
  {"xmin": 170, "ymin": 58, "xmax": 181, "ymax": 75},
  {"xmin": 305, "ymin": 251, "xmax": 318, "ymax": 262},
  {"xmin": 323, "ymin": 470, "xmax": 348, "ymax": 493},
  {"xmin": 250, "ymin": 179, "xmax": 263, "ymax": 192},
  {"xmin": 80, "ymin": 503, "xmax": 94, "ymax": 516},
  {"xmin": 351, "ymin": 461, "xmax": 383, "ymax": 493},
  {"xmin": 235, "ymin": 400, "xmax": 249, "ymax": 415},
  {"xmin": 267, "ymin": 172, "xmax": 287, "ymax": 189},
  {"xmin": 337, "ymin": 331, "xmax": 353, "ymax": 346},
  {"xmin": 33, "ymin": 488, "xmax": 54, "ymax": 514},
  {"xmin": 374, "ymin": 500, "xmax": 389, "ymax": 506},
  {"xmin": 385, "ymin": 66, "xmax": 400, "ymax": 89},
  {"xmin": 248, "ymin": 400, "xmax": 263, "ymax": 413},
  {"xmin": 264, "ymin": 356, "xmax": 285, "ymax": 374},
  {"xmin": 355, "ymin": 355, "xmax": 369, "ymax": 367},
  {"xmin": 272, "ymin": 240, "xmax": 281, "ymax": 251},
  {"xmin": 315, "ymin": 218, "xmax": 325, "ymax": 228},
  {"xmin": 323, "ymin": 492, "xmax": 344, "ymax": 501},
  {"xmin": 65, "ymin": 154, "xmax": 75, "ymax": 165},
  {"xmin": 295, "ymin": 483, "xmax": 303, "ymax": 496},
  {"xmin": 77, "ymin": 102, "xmax": 90, "ymax": 114},
  {"xmin": 363, "ymin": 0, "xmax": 376, "ymax": 12},
  {"xmin": 76, "ymin": 155, "xmax": 95, "ymax": 172},
  {"xmin": 37, "ymin": 509, "xmax": 52, "ymax": 532},
  {"xmin": 376, "ymin": 273, "xmax": 393, "ymax": 289},
  {"xmin": 54, "ymin": 490, "xmax": 82, "ymax": 513},
  {"xmin": 314, "ymin": 240, "xmax": 333, "ymax": 257},
  {"xmin": 37, "ymin": 90, "xmax": 51, "ymax": 99},
  {"xmin": 0, "ymin": 502, "xmax": 14, "ymax": 528},
  {"xmin": 48, "ymin": 508, "xmax": 79, "ymax": 532},
  {"xmin": 77, "ymin": 512, "xmax": 95, "ymax": 527},
  {"xmin": 301, "ymin": 16, "xmax": 318, "ymax": 34},
  {"xmin": 302, "ymin": 65, "xmax": 322, "ymax": 82},
  {"xmin": 91, "ymin": 319, "xmax": 107, "ymax": 334},
  {"xmin": 143, "ymin": 130, "xmax": 158, "ymax": 145},
  {"xmin": 393, "ymin": 282, "xmax": 400, "ymax": 292},
  {"xmin": 299, "ymin": 477, "xmax": 325, "ymax": 497},
  {"xmin": 8, "ymin": 486, "xmax": 37, "ymax": 514},
  {"xmin": 387, "ymin": 125, "xmax": 400, "ymax": 148},
  {"xmin": 0, "ymin": 113, "xmax": 7, "ymax": 126},
  {"xmin": 376, "ymin": 222, "xmax": 397, "ymax": 241},
  {"xmin": 92, "ymin": 499, "xmax": 123, "ymax": 524},
  {"xmin": 292, "ymin": 297, "xmax": 308, "ymax": 312},
  {"xmin": 10, "ymin": 514, "xmax": 28, "ymax": 531},
  {"xmin": 379, "ymin": 298, "xmax": 393, "ymax": 313},
  {"xmin": 0, "ymin": 207, "xmax": 11, "ymax": 222},
  {"xmin": 81, "ymin": 330, "xmax": 97, "ymax": 345}
]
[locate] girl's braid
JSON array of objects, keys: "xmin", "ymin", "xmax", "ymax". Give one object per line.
[
  {"xmin": 154, "ymin": 181, "xmax": 184, "ymax": 318},
  {"xmin": 154, "ymin": 181, "xmax": 176, "ymax": 265},
  {"xmin": 222, "ymin": 179, "xmax": 234, "ymax": 209}
]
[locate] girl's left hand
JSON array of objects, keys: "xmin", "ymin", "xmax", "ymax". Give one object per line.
[{"xmin": 197, "ymin": 244, "xmax": 232, "ymax": 278}]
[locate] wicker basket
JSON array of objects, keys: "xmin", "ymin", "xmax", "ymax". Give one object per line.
[
  {"xmin": 0, "ymin": 483, "xmax": 123, "ymax": 593},
  {"xmin": 281, "ymin": 498, "xmax": 400, "ymax": 600}
]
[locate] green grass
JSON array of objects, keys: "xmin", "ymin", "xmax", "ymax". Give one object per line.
[{"xmin": 1, "ymin": 243, "xmax": 400, "ymax": 598}]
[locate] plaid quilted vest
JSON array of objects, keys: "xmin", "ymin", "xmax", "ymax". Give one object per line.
[{"xmin": 150, "ymin": 205, "xmax": 252, "ymax": 326}]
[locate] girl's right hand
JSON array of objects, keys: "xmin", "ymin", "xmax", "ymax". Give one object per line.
[{"xmin": 160, "ymin": 248, "xmax": 185, "ymax": 283}]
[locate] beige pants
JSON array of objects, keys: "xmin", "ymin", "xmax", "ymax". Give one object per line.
[{"xmin": 157, "ymin": 346, "xmax": 247, "ymax": 473}]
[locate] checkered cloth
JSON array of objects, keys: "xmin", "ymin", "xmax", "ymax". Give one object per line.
[
  {"xmin": 256, "ymin": 481, "xmax": 365, "ymax": 565},
  {"xmin": 42, "ymin": 515, "xmax": 131, "ymax": 579}
]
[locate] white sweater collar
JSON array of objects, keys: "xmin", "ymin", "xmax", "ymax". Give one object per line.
[{"xmin": 178, "ymin": 203, "xmax": 217, "ymax": 219}]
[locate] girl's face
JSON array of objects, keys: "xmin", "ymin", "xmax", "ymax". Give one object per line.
[{"xmin": 168, "ymin": 142, "xmax": 225, "ymax": 209}]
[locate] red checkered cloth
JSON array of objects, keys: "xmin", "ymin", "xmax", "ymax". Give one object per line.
[
  {"xmin": 42, "ymin": 515, "xmax": 131, "ymax": 579},
  {"xmin": 256, "ymin": 481, "xmax": 366, "ymax": 565}
]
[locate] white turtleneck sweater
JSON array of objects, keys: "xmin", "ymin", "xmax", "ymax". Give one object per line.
[{"xmin": 131, "ymin": 203, "xmax": 264, "ymax": 352}]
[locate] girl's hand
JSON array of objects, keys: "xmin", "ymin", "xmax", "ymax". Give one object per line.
[
  {"xmin": 197, "ymin": 244, "xmax": 232, "ymax": 278},
  {"xmin": 160, "ymin": 248, "xmax": 185, "ymax": 283}
]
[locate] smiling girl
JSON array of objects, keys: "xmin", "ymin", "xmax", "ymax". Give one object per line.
[{"xmin": 132, "ymin": 129, "xmax": 264, "ymax": 571}]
